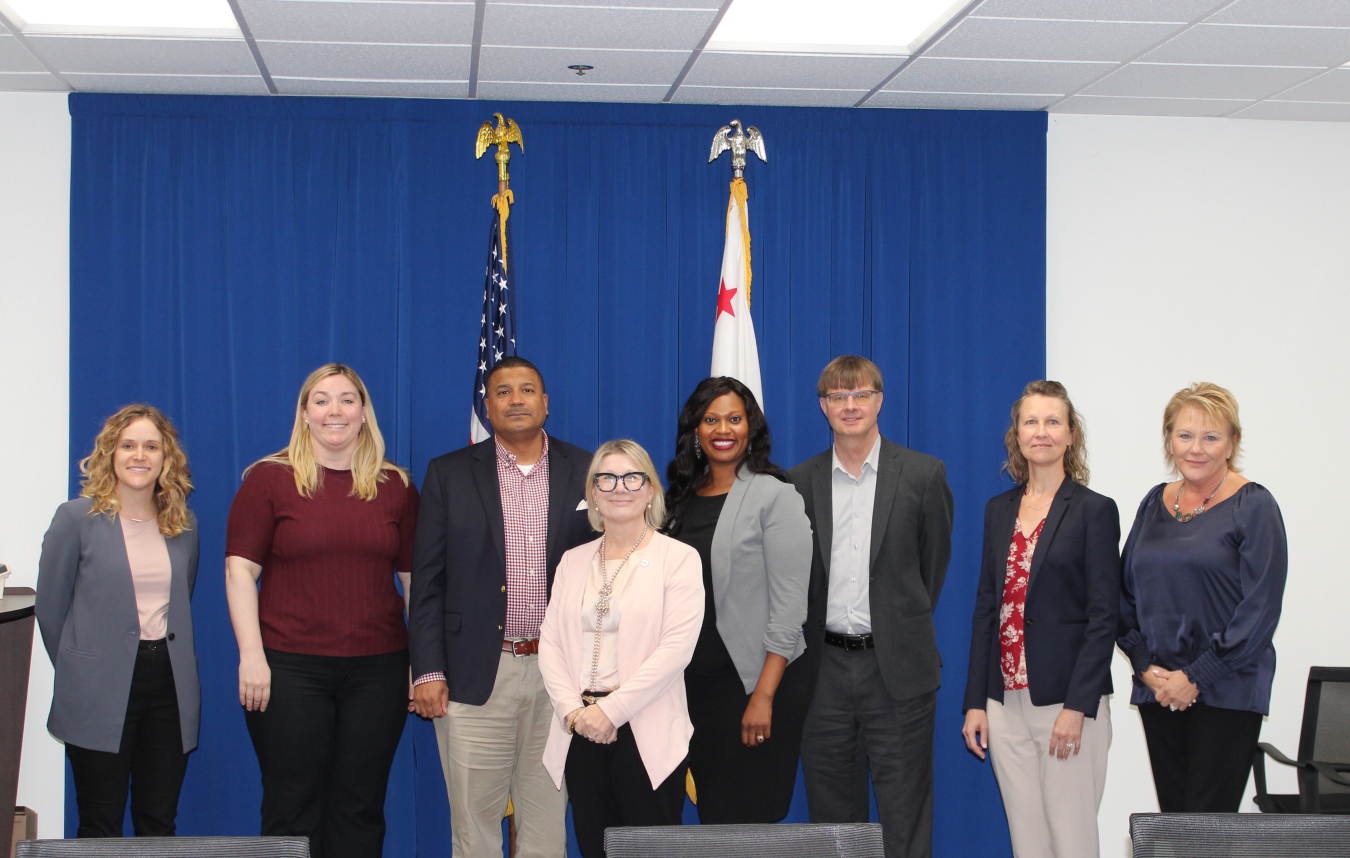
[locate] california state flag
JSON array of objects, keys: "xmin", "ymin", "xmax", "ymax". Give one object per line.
[{"xmin": 710, "ymin": 178, "xmax": 764, "ymax": 409}]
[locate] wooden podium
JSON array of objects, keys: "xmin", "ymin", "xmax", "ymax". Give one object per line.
[{"xmin": 0, "ymin": 587, "xmax": 36, "ymax": 845}]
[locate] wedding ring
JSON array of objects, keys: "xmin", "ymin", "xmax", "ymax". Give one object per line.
[
  {"xmin": 1066, "ymin": 742, "xmax": 1075, "ymax": 748},
  {"xmin": 756, "ymin": 735, "xmax": 765, "ymax": 742},
  {"xmin": 1169, "ymin": 704, "xmax": 1178, "ymax": 711}
]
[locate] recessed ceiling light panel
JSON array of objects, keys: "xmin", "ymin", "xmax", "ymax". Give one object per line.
[
  {"xmin": 4, "ymin": 0, "xmax": 240, "ymax": 36},
  {"xmin": 708, "ymin": 0, "xmax": 963, "ymax": 55}
]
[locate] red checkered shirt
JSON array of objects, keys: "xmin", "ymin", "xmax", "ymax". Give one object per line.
[
  {"xmin": 413, "ymin": 432, "xmax": 553, "ymax": 688},
  {"xmin": 497, "ymin": 432, "xmax": 551, "ymax": 639}
]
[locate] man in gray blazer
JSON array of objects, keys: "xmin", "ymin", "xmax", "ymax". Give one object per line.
[{"xmin": 789, "ymin": 356, "xmax": 954, "ymax": 858}]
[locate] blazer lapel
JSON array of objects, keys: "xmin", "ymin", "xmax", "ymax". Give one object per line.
[
  {"xmin": 710, "ymin": 468, "xmax": 752, "ymax": 609},
  {"xmin": 993, "ymin": 490, "xmax": 1020, "ymax": 602},
  {"xmin": 1026, "ymin": 480, "xmax": 1077, "ymax": 593},
  {"xmin": 104, "ymin": 514, "xmax": 142, "ymax": 621},
  {"xmin": 545, "ymin": 439, "xmax": 573, "ymax": 578},
  {"xmin": 810, "ymin": 457, "xmax": 834, "ymax": 576},
  {"xmin": 868, "ymin": 441, "xmax": 902, "ymax": 571},
  {"xmin": 472, "ymin": 442, "xmax": 507, "ymax": 573}
]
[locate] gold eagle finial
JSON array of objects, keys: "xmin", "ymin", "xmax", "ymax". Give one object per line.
[{"xmin": 475, "ymin": 113, "xmax": 524, "ymax": 183}]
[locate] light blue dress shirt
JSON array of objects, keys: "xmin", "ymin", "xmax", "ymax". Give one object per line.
[{"xmin": 826, "ymin": 435, "xmax": 881, "ymax": 635}]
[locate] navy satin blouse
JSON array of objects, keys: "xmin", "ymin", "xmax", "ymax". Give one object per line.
[{"xmin": 1118, "ymin": 481, "xmax": 1287, "ymax": 714}]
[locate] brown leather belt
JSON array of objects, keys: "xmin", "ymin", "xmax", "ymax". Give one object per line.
[{"xmin": 503, "ymin": 638, "xmax": 539, "ymax": 656}]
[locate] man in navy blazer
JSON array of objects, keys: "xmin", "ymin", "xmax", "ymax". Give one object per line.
[
  {"xmin": 408, "ymin": 357, "xmax": 593, "ymax": 858},
  {"xmin": 790, "ymin": 356, "xmax": 954, "ymax": 858}
]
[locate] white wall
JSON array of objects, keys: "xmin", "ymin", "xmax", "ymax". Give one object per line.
[
  {"xmin": 1047, "ymin": 112, "xmax": 1350, "ymax": 856},
  {"xmin": 1, "ymin": 90, "xmax": 71, "ymax": 837}
]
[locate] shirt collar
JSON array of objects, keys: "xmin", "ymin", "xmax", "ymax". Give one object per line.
[
  {"xmin": 831, "ymin": 434, "xmax": 881, "ymax": 479},
  {"xmin": 495, "ymin": 430, "xmax": 549, "ymax": 466}
]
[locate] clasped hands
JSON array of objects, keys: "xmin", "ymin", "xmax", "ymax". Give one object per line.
[
  {"xmin": 1143, "ymin": 664, "xmax": 1199, "ymax": 711},
  {"xmin": 570, "ymin": 704, "xmax": 617, "ymax": 743}
]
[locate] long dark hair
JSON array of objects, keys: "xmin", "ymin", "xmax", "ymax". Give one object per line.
[{"xmin": 664, "ymin": 377, "xmax": 788, "ymax": 536}]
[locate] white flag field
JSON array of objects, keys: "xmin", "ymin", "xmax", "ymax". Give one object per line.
[{"xmin": 710, "ymin": 178, "xmax": 764, "ymax": 409}]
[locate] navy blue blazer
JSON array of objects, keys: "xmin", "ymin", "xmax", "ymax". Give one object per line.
[
  {"xmin": 407, "ymin": 435, "xmax": 593, "ymax": 706},
  {"xmin": 963, "ymin": 480, "xmax": 1121, "ymax": 716}
]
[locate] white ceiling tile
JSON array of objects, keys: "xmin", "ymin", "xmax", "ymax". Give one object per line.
[
  {"xmin": 673, "ymin": 85, "xmax": 864, "ymax": 107},
  {"xmin": 1208, "ymin": 0, "xmax": 1350, "ymax": 28},
  {"xmin": 481, "ymin": 4, "xmax": 716, "ymax": 50},
  {"xmin": 867, "ymin": 91, "xmax": 1059, "ymax": 109},
  {"xmin": 478, "ymin": 46, "xmax": 685, "ymax": 85},
  {"xmin": 970, "ymin": 0, "xmax": 1224, "ymax": 23},
  {"xmin": 475, "ymin": 80, "xmax": 667, "ymax": 102},
  {"xmin": 929, "ymin": 17, "xmax": 1181, "ymax": 62},
  {"xmin": 0, "ymin": 71, "xmax": 66, "ymax": 91},
  {"xmin": 886, "ymin": 57, "xmax": 1110, "ymax": 94},
  {"xmin": 1052, "ymin": 93, "xmax": 1249, "ymax": 115},
  {"xmin": 26, "ymin": 35, "xmax": 258, "ymax": 75},
  {"xmin": 1274, "ymin": 68, "xmax": 1350, "ymax": 102},
  {"xmin": 685, "ymin": 51, "xmax": 901, "ymax": 90},
  {"xmin": 1141, "ymin": 24, "xmax": 1350, "ymax": 67},
  {"xmin": 64, "ymin": 73, "xmax": 270, "ymax": 94},
  {"xmin": 273, "ymin": 77, "xmax": 469, "ymax": 97},
  {"xmin": 1084, "ymin": 62, "xmax": 1321, "ymax": 99},
  {"xmin": 238, "ymin": 1, "xmax": 475, "ymax": 44},
  {"xmin": 258, "ymin": 41, "xmax": 470, "ymax": 79},
  {"xmin": 0, "ymin": 34, "xmax": 46, "ymax": 73},
  {"xmin": 1233, "ymin": 99, "xmax": 1350, "ymax": 121}
]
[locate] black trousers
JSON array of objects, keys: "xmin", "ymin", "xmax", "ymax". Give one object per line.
[
  {"xmin": 66, "ymin": 639, "xmax": 189, "ymax": 838},
  {"xmin": 800, "ymin": 645, "xmax": 936, "ymax": 858},
  {"xmin": 244, "ymin": 648, "xmax": 408, "ymax": 858},
  {"xmin": 685, "ymin": 653, "xmax": 813, "ymax": 824},
  {"xmin": 564, "ymin": 725, "xmax": 687, "ymax": 858},
  {"xmin": 1138, "ymin": 701, "xmax": 1265, "ymax": 812}
]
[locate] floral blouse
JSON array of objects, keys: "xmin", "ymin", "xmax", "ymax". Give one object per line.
[{"xmin": 1000, "ymin": 517, "xmax": 1045, "ymax": 690}]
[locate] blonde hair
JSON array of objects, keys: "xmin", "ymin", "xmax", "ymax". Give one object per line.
[
  {"xmin": 1162, "ymin": 382, "xmax": 1243, "ymax": 474},
  {"xmin": 1003, "ymin": 380, "xmax": 1089, "ymax": 486},
  {"xmin": 80, "ymin": 404, "xmax": 194, "ymax": 537},
  {"xmin": 245, "ymin": 363, "xmax": 409, "ymax": 500},
  {"xmin": 585, "ymin": 439, "xmax": 666, "ymax": 533},
  {"xmin": 817, "ymin": 355, "xmax": 884, "ymax": 398}
]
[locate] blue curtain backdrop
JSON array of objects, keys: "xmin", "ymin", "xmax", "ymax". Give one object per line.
[{"xmin": 67, "ymin": 93, "xmax": 1046, "ymax": 858}]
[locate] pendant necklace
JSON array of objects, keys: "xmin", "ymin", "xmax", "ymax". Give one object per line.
[
  {"xmin": 588, "ymin": 524, "xmax": 649, "ymax": 693},
  {"xmin": 1172, "ymin": 472, "xmax": 1227, "ymax": 522}
]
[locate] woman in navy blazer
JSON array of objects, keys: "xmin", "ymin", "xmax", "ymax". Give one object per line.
[
  {"xmin": 37, "ymin": 405, "xmax": 200, "ymax": 838},
  {"xmin": 962, "ymin": 381, "xmax": 1120, "ymax": 858}
]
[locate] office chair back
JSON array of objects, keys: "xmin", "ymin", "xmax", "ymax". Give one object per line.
[
  {"xmin": 604, "ymin": 823, "xmax": 884, "ymax": 858},
  {"xmin": 1130, "ymin": 813, "xmax": 1350, "ymax": 857},
  {"xmin": 16, "ymin": 837, "xmax": 310, "ymax": 858},
  {"xmin": 1301, "ymin": 667, "xmax": 1350, "ymax": 799}
]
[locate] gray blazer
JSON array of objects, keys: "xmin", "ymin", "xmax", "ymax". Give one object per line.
[
  {"xmin": 790, "ymin": 437, "xmax": 954, "ymax": 701},
  {"xmin": 36, "ymin": 497, "xmax": 201, "ymax": 754},
  {"xmin": 709, "ymin": 468, "xmax": 813, "ymax": 694}
]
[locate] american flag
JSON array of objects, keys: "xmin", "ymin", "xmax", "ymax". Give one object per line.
[{"xmin": 470, "ymin": 208, "xmax": 516, "ymax": 443}]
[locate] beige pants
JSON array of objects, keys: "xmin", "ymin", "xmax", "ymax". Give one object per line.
[
  {"xmin": 435, "ymin": 652, "xmax": 567, "ymax": 858},
  {"xmin": 986, "ymin": 691, "xmax": 1110, "ymax": 858}
]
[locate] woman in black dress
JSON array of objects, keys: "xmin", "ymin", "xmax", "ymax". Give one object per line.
[{"xmin": 664, "ymin": 376, "xmax": 814, "ymax": 823}]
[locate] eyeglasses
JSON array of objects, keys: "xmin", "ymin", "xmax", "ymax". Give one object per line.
[
  {"xmin": 593, "ymin": 472, "xmax": 649, "ymax": 492},
  {"xmin": 824, "ymin": 390, "xmax": 879, "ymax": 406}
]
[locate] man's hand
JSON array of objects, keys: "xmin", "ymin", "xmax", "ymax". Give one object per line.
[{"xmin": 413, "ymin": 680, "xmax": 449, "ymax": 719}]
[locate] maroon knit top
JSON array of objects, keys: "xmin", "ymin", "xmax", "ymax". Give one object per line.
[{"xmin": 226, "ymin": 461, "xmax": 419, "ymax": 657}]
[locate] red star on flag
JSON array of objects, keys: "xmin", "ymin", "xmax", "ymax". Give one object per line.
[{"xmin": 716, "ymin": 279, "xmax": 737, "ymax": 319}]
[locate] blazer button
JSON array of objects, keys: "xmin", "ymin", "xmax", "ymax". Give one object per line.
[
  {"xmin": 1026, "ymin": 619, "xmax": 1035, "ymax": 627},
  {"xmin": 498, "ymin": 625, "xmax": 504, "ymax": 631},
  {"xmin": 501, "ymin": 585, "xmax": 506, "ymax": 593},
  {"xmin": 168, "ymin": 633, "xmax": 176, "ymax": 641}
]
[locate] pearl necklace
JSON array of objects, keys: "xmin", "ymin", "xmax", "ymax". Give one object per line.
[
  {"xmin": 1172, "ymin": 472, "xmax": 1227, "ymax": 523},
  {"xmin": 587, "ymin": 524, "xmax": 648, "ymax": 693}
]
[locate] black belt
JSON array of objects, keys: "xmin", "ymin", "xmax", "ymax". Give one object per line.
[
  {"xmin": 138, "ymin": 638, "xmax": 168, "ymax": 652},
  {"xmin": 581, "ymin": 690, "xmax": 611, "ymax": 705},
  {"xmin": 824, "ymin": 631, "xmax": 874, "ymax": 651}
]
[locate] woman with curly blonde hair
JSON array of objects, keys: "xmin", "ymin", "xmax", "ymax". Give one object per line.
[
  {"xmin": 37, "ymin": 404, "xmax": 201, "ymax": 837},
  {"xmin": 225, "ymin": 364, "xmax": 419, "ymax": 858}
]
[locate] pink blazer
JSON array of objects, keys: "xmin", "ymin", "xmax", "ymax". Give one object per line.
[{"xmin": 538, "ymin": 531, "xmax": 704, "ymax": 790}]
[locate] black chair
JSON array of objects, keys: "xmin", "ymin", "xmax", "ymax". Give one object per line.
[
  {"xmin": 603, "ymin": 823, "xmax": 883, "ymax": 858},
  {"xmin": 1130, "ymin": 812, "xmax": 1350, "ymax": 857},
  {"xmin": 1253, "ymin": 666, "xmax": 1350, "ymax": 813},
  {"xmin": 15, "ymin": 837, "xmax": 310, "ymax": 858}
]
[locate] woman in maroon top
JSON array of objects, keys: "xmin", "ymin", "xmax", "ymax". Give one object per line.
[
  {"xmin": 961, "ymin": 381, "xmax": 1121, "ymax": 858},
  {"xmin": 226, "ymin": 363, "xmax": 418, "ymax": 858}
]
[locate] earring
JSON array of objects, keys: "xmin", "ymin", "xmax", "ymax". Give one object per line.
[
  {"xmin": 747, "ymin": 441, "xmax": 753, "ymax": 453},
  {"xmin": 693, "ymin": 437, "xmax": 704, "ymax": 459}
]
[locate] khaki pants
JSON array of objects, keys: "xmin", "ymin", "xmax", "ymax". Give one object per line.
[
  {"xmin": 434, "ymin": 652, "xmax": 567, "ymax": 858},
  {"xmin": 986, "ymin": 691, "xmax": 1110, "ymax": 858}
]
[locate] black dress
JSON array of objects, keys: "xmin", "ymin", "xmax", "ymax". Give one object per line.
[{"xmin": 677, "ymin": 492, "xmax": 812, "ymax": 824}]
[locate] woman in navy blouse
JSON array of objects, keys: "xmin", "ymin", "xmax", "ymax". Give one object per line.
[{"xmin": 1118, "ymin": 382, "xmax": 1287, "ymax": 813}]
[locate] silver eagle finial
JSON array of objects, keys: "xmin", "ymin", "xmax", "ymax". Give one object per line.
[{"xmin": 709, "ymin": 119, "xmax": 766, "ymax": 178}]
